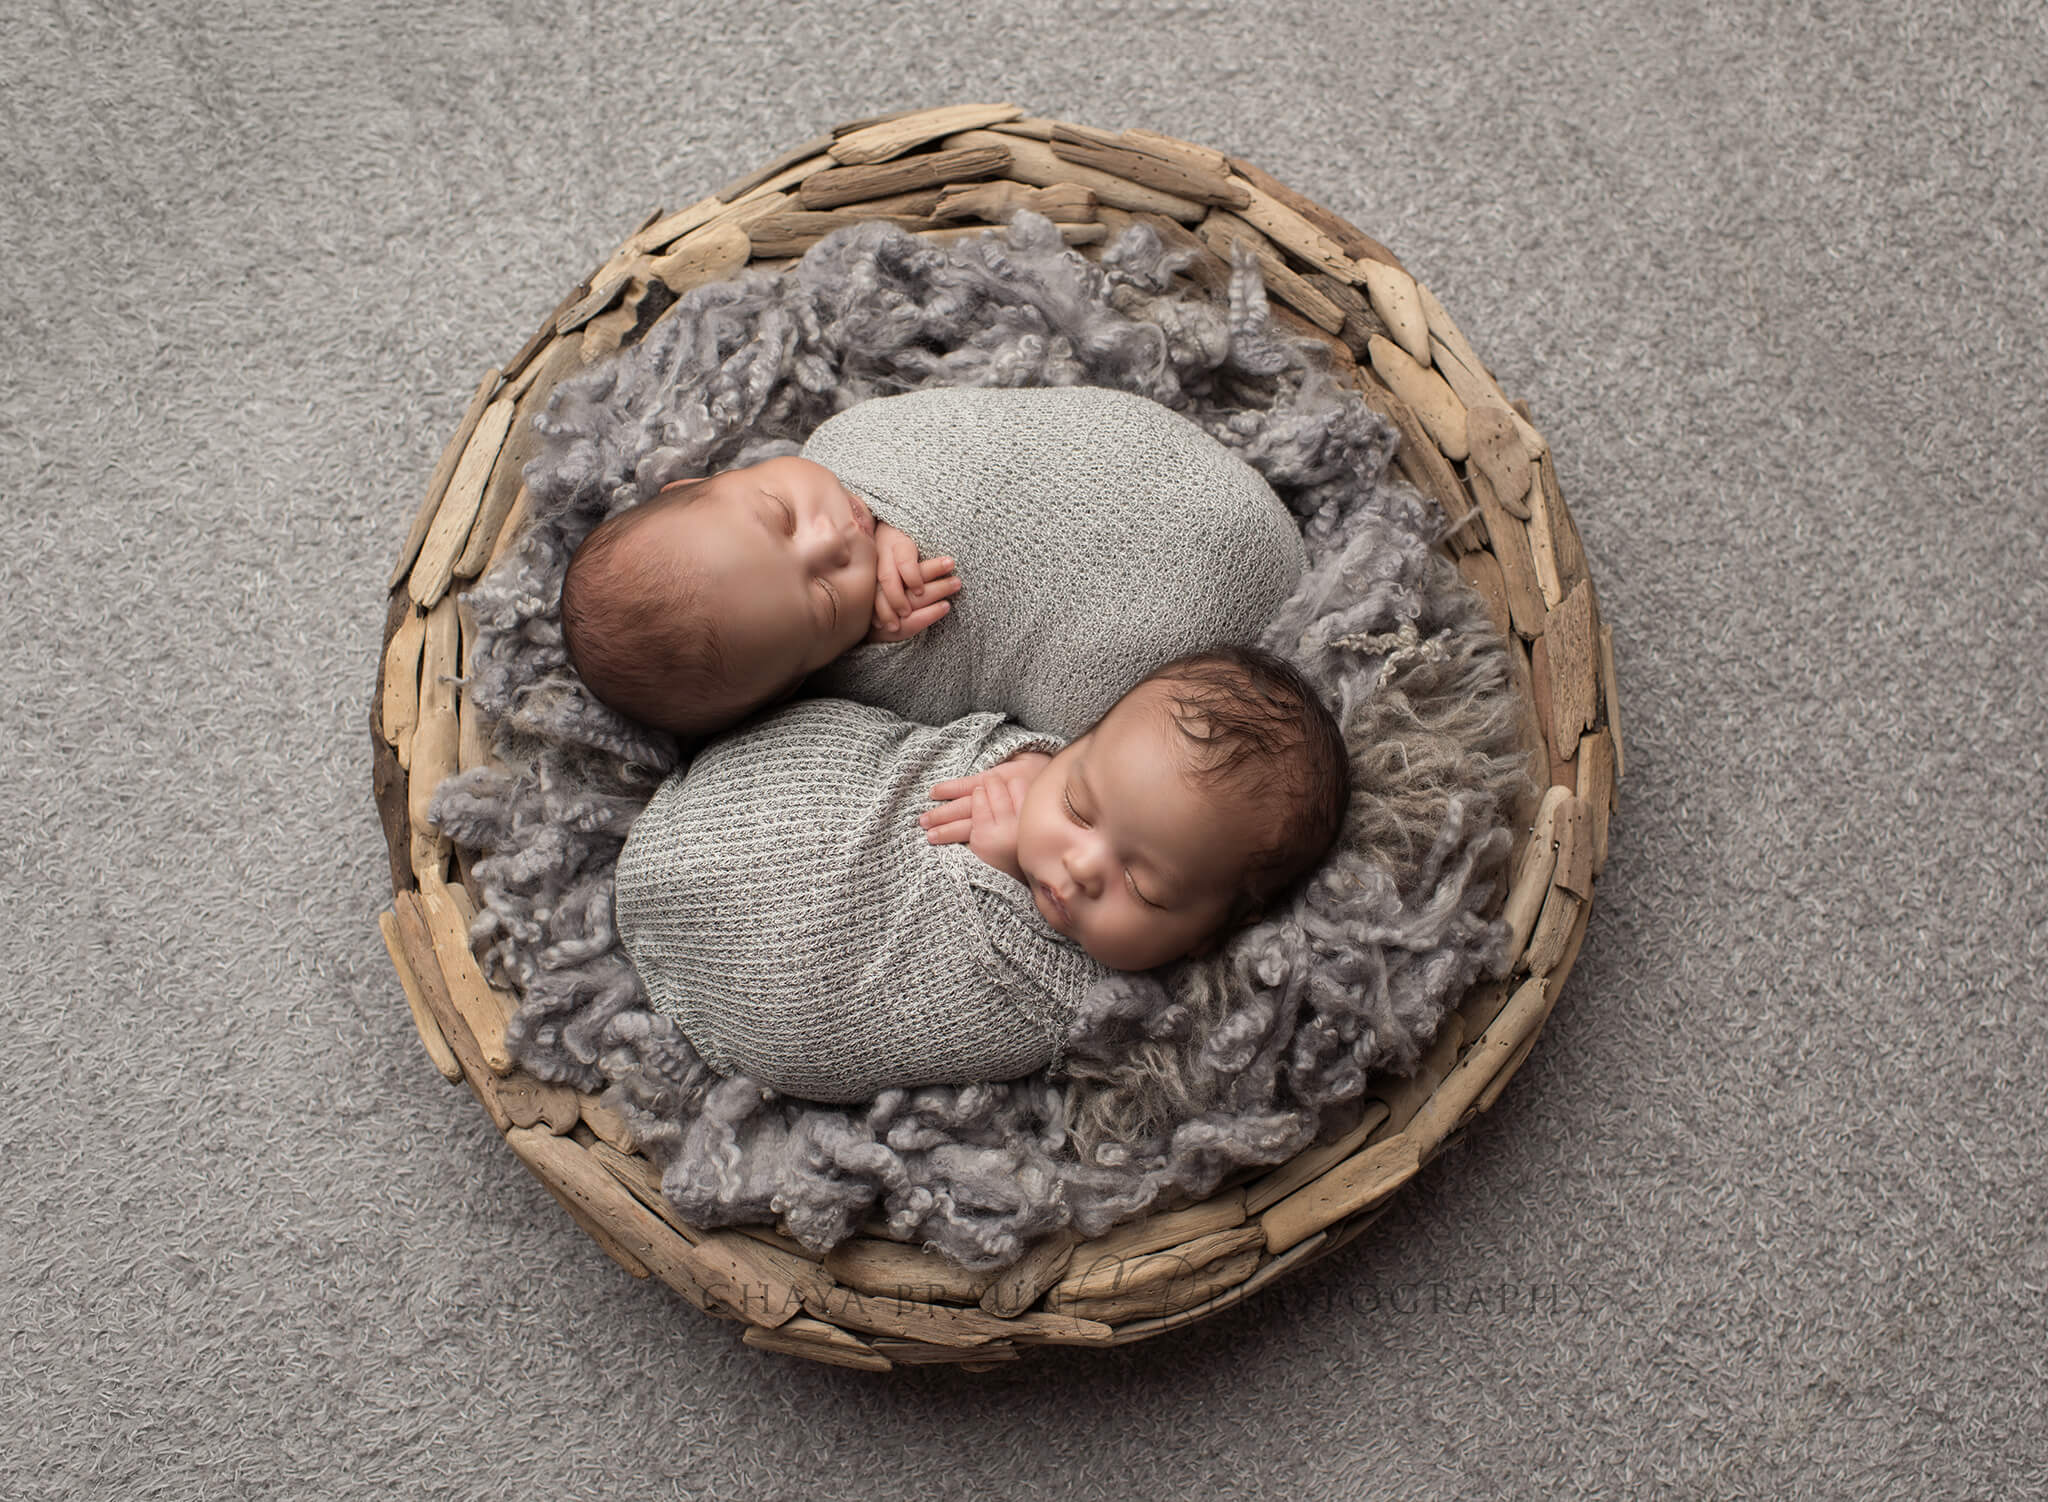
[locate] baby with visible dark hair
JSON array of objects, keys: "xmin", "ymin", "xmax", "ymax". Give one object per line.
[
  {"xmin": 613, "ymin": 645, "xmax": 1348, "ymax": 1103},
  {"xmin": 560, "ymin": 454, "xmax": 958, "ymax": 736},
  {"xmin": 559, "ymin": 385, "xmax": 1307, "ymax": 741}
]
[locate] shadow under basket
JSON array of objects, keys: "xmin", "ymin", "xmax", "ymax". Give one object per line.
[{"xmin": 370, "ymin": 104, "xmax": 1621, "ymax": 1373}]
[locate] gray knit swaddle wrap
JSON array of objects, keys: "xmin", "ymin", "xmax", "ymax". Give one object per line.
[
  {"xmin": 801, "ymin": 385, "xmax": 1307, "ymax": 738},
  {"xmin": 614, "ymin": 698, "xmax": 1107, "ymax": 1103}
]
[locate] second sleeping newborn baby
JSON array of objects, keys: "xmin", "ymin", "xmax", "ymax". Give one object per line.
[
  {"xmin": 613, "ymin": 647, "xmax": 1348, "ymax": 1103},
  {"xmin": 559, "ymin": 385, "xmax": 1307, "ymax": 740}
]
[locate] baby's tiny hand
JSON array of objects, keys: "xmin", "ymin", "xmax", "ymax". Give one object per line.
[
  {"xmin": 865, "ymin": 523, "xmax": 961, "ymax": 645},
  {"xmin": 920, "ymin": 752, "xmax": 1050, "ymax": 882}
]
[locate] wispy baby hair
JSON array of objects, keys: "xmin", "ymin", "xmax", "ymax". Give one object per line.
[
  {"xmin": 1129, "ymin": 643, "xmax": 1350, "ymax": 922},
  {"xmin": 558, "ymin": 491, "xmax": 728, "ymax": 737}
]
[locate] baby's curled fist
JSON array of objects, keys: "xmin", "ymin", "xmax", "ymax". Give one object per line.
[{"xmin": 865, "ymin": 523, "xmax": 961, "ymax": 644}]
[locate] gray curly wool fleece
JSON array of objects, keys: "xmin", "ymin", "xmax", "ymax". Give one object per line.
[
  {"xmin": 429, "ymin": 212, "xmax": 1532, "ymax": 1270},
  {"xmin": 801, "ymin": 385, "xmax": 1306, "ymax": 738},
  {"xmin": 614, "ymin": 701, "xmax": 1099, "ymax": 1102}
]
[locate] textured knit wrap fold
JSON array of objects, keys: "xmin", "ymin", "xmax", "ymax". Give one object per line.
[
  {"xmin": 613, "ymin": 698, "xmax": 1106, "ymax": 1104},
  {"xmin": 800, "ymin": 385, "xmax": 1308, "ymax": 739}
]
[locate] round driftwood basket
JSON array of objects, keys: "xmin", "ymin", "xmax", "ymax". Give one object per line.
[{"xmin": 370, "ymin": 105, "xmax": 1619, "ymax": 1372}]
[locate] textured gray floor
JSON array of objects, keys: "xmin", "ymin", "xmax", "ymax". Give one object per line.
[{"xmin": 5, "ymin": 2, "xmax": 2044, "ymax": 1497}]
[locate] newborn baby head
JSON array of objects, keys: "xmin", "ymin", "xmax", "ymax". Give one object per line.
[
  {"xmin": 1014, "ymin": 645, "xmax": 1349, "ymax": 972},
  {"xmin": 559, "ymin": 456, "xmax": 880, "ymax": 735}
]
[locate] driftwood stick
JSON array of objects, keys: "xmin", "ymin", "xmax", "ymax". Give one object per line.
[
  {"xmin": 379, "ymin": 605, "xmax": 426, "ymax": 762},
  {"xmin": 1049, "ymin": 1246, "xmax": 1265, "ymax": 1325},
  {"xmin": 1469, "ymin": 467, "xmax": 1548, "ymax": 639},
  {"xmin": 390, "ymin": 366, "xmax": 498, "ymax": 590},
  {"xmin": 1227, "ymin": 180, "xmax": 1359, "ymax": 280},
  {"xmin": 1357, "ymin": 260, "xmax": 1432, "ymax": 363},
  {"xmin": 1062, "ymin": 1189, "xmax": 1248, "ymax": 1272},
  {"xmin": 823, "ymin": 1238, "xmax": 1000, "ymax": 1306},
  {"xmin": 1347, "ymin": 365, "xmax": 1473, "ymax": 535},
  {"xmin": 1227, "ymin": 156, "xmax": 1403, "ymax": 268},
  {"xmin": 408, "ymin": 389, "xmax": 518, "ymax": 609},
  {"xmin": 1306, "ymin": 270, "xmax": 1385, "ymax": 356},
  {"xmin": 1197, "ymin": 210, "xmax": 1346, "ymax": 333},
  {"xmin": 1552, "ymin": 878, "xmax": 1596, "ymax": 987},
  {"xmin": 1369, "ymin": 334, "xmax": 1469, "ymax": 461},
  {"xmin": 1404, "ymin": 976, "xmax": 1554, "ymax": 1153},
  {"xmin": 746, "ymin": 209, "xmax": 944, "ymax": 258},
  {"xmin": 979, "ymin": 116, "xmax": 1058, "ymax": 141},
  {"xmin": 996, "ymin": 1310, "xmax": 1116, "ymax": 1346},
  {"xmin": 631, "ymin": 194, "xmax": 730, "ymax": 253},
  {"xmin": 404, "ymin": 597, "xmax": 459, "ymax": 880},
  {"xmin": 829, "ymin": 103, "xmax": 1024, "ymax": 164},
  {"xmin": 1260, "ymin": 1135, "xmax": 1424, "ymax": 1254},
  {"xmin": 1046, "ymin": 1225, "xmax": 1267, "ymax": 1309},
  {"xmin": 741, "ymin": 1316, "xmax": 890, "ymax": 1371},
  {"xmin": 1243, "ymin": 1102, "xmax": 1391, "ymax": 1215},
  {"xmin": 1454, "ymin": 549, "xmax": 1513, "ymax": 643},
  {"xmin": 913, "ymin": 222, "xmax": 1105, "ymax": 248},
  {"xmin": 1576, "ymin": 728, "xmax": 1615, "ymax": 876},
  {"xmin": 1465, "ymin": 405, "xmax": 1532, "ymax": 519},
  {"xmin": 377, "ymin": 906, "xmax": 461, "ymax": 1083},
  {"xmin": 1550, "ymin": 796, "xmax": 1595, "ymax": 901},
  {"xmin": 387, "ymin": 892, "xmax": 507, "ymax": 1132},
  {"xmin": 869, "ymin": 1337, "xmax": 1019, "ymax": 1367},
  {"xmin": 931, "ymin": 180, "xmax": 1096, "ymax": 224},
  {"xmin": 1049, "ymin": 124, "xmax": 1251, "ymax": 208},
  {"xmin": 978, "ymin": 1227, "xmax": 1081, "ymax": 1317},
  {"xmin": 798, "ymin": 146, "xmax": 1012, "ymax": 210},
  {"xmin": 1525, "ymin": 881, "xmax": 1585, "ymax": 979},
  {"xmin": 1539, "ymin": 453, "xmax": 1589, "ymax": 596},
  {"xmin": 1121, "ymin": 127, "xmax": 1230, "ymax": 178},
  {"xmin": 413, "ymin": 876, "xmax": 514, "ymax": 1075},
  {"xmin": 1544, "ymin": 581, "xmax": 1599, "ymax": 754},
  {"xmin": 1503, "ymin": 785, "xmax": 1572, "ymax": 965},
  {"xmin": 941, "ymin": 129, "xmax": 1206, "ymax": 220},
  {"xmin": 452, "ymin": 345, "xmax": 561, "ymax": 582},
  {"xmin": 576, "ymin": 1096, "xmax": 636, "ymax": 1154},
  {"xmin": 800, "ymin": 1285, "xmax": 1016, "ymax": 1349},
  {"xmin": 1102, "ymin": 1231, "xmax": 1331, "ymax": 1346}
]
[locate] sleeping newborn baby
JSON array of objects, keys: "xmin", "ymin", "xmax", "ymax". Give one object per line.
[
  {"xmin": 560, "ymin": 385, "xmax": 1307, "ymax": 740},
  {"xmin": 612, "ymin": 647, "xmax": 1349, "ymax": 1103}
]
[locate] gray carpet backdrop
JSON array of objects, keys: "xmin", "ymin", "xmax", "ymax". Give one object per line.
[{"xmin": 4, "ymin": 1, "xmax": 2042, "ymax": 1497}]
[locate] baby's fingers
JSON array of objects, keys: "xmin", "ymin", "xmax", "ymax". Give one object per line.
[
  {"xmin": 918, "ymin": 797, "xmax": 972, "ymax": 831},
  {"xmin": 927, "ymin": 773, "xmax": 983, "ymax": 802},
  {"xmin": 919, "ymin": 555, "xmax": 958, "ymax": 582},
  {"xmin": 875, "ymin": 562, "xmax": 909, "ymax": 622},
  {"xmin": 896, "ymin": 551, "xmax": 928, "ymax": 603},
  {"xmin": 893, "ymin": 599, "xmax": 953, "ymax": 639},
  {"xmin": 923, "ymin": 816, "xmax": 972, "ymax": 845}
]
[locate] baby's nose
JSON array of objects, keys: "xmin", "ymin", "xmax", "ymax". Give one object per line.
[
  {"xmin": 801, "ymin": 520, "xmax": 854, "ymax": 570},
  {"xmin": 1064, "ymin": 840, "xmax": 1106, "ymax": 896}
]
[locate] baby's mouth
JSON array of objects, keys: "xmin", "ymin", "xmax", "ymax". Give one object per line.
[
  {"xmin": 1033, "ymin": 878, "xmax": 1073, "ymax": 931},
  {"xmin": 845, "ymin": 490, "xmax": 875, "ymax": 537}
]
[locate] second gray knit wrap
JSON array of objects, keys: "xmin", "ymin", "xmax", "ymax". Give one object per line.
[
  {"xmin": 801, "ymin": 385, "xmax": 1307, "ymax": 739},
  {"xmin": 614, "ymin": 698, "xmax": 1105, "ymax": 1103}
]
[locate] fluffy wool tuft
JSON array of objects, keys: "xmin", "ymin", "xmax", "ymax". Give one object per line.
[{"xmin": 429, "ymin": 212, "xmax": 1533, "ymax": 1270}]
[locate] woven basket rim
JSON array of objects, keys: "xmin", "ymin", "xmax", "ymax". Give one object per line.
[{"xmin": 370, "ymin": 103, "xmax": 1618, "ymax": 1373}]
